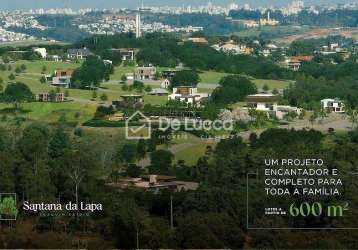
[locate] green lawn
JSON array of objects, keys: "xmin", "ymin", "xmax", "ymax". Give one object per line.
[
  {"xmin": 0, "ymin": 102, "xmax": 96, "ymax": 124},
  {"xmin": 13, "ymin": 60, "xmax": 80, "ymax": 74},
  {"xmin": 253, "ymin": 79, "xmax": 291, "ymax": 90},
  {"xmin": 199, "ymin": 71, "xmax": 229, "ymax": 84},
  {"xmin": 111, "ymin": 66, "xmax": 135, "ymax": 81}
]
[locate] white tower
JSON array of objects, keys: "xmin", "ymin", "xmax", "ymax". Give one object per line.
[{"xmin": 135, "ymin": 13, "xmax": 141, "ymax": 38}]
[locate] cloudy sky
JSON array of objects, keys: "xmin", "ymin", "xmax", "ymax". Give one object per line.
[{"xmin": 0, "ymin": 0, "xmax": 354, "ymax": 10}]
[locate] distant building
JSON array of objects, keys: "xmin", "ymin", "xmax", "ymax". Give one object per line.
[
  {"xmin": 285, "ymin": 56, "xmax": 313, "ymax": 71},
  {"xmin": 136, "ymin": 13, "xmax": 142, "ymax": 38},
  {"xmin": 32, "ymin": 47, "xmax": 47, "ymax": 58},
  {"xmin": 36, "ymin": 92, "xmax": 65, "ymax": 102},
  {"xmin": 112, "ymin": 94, "xmax": 144, "ymax": 109},
  {"xmin": 321, "ymin": 98, "xmax": 345, "ymax": 113},
  {"xmin": 106, "ymin": 175, "xmax": 199, "ymax": 194},
  {"xmin": 134, "ymin": 66, "xmax": 156, "ymax": 80},
  {"xmin": 186, "ymin": 37, "xmax": 209, "ymax": 44},
  {"xmin": 120, "ymin": 48, "xmax": 136, "ymax": 61},
  {"xmin": 168, "ymin": 86, "xmax": 209, "ymax": 106},
  {"xmin": 246, "ymin": 94, "xmax": 280, "ymax": 112},
  {"xmin": 260, "ymin": 11, "xmax": 279, "ymax": 26},
  {"xmin": 246, "ymin": 94, "xmax": 302, "ymax": 119},
  {"xmin": 67, "ymin": 48, "xmax": 92, "ymax": 60},
  {"xmin": 52, "ymin": 69, "xmax": 74, "ymax": 88},
  {"xmin": 149, "ymin": 88, "xmax": 169, "ymax": 96},
  {"xmin": 48, "ymin": 55, "xmax": 61, "ymax": 62}
]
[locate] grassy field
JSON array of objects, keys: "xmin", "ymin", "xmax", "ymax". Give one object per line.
[
  {"xmin": 111, "ymin": 65, "xmax": 135, "ymax": 81},
  {"xmin": 233, "ymin": 25, "xmax": 311, "ymax": 38},
  {"xmin": 0, "ymin": 40, "xmax": 68, "ymax": 48},
  {"xmin": 199, "ymin": 71, "xmax": 290, "ymax": 90},
  {"xmin": 199, "ymin": 71, "xmax": 229, "ymax": 84},
  {"xmin": 0, "ymin": 61, "xmax": 167, "ymax": 123},
  {"xmin": 13, "ymin": 60, "xmax": 80, "ymax": 74},
  {"xmin": 253, "ymin": 79, "xmax": 291, "ymax": 90},
  {"xmin": 0, "ymin": 102, "xmax": 96, "ymax": 124}
]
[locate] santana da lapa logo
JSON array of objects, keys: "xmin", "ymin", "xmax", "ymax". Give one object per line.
[{"xmin": 0, "ymin": 193, "xmax": 18, "ymax": 221}]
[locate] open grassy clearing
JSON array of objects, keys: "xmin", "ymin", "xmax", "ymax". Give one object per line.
[
  {"xmin": 199, "ymin": 71, "xmax": 230, "ymax": 84},
  {"xmin": 13, "ymin": 60, "xmax": 80, "ymax": 74},
  {"xmin": 110, "ymin": 65, "xmax": 135, "ymax": 81},
  {"xmin": 0, "ymin": 40, "xmax": 68, "ymax": 48},
  {"xmin": 253, "ymin": 79, "xmax": 291, "ymax": 90},
  {"xmin": 0, "ymin": 102, "xmax": 96, "ymax": 124}
]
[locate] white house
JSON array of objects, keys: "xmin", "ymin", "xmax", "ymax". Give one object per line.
[
  {"xmin": 246, "ymin": 94, "xmax": 280, "ymax": 112},
  {"xmin": 246, "ymin": 94, "xmax": 301, "ymax": 119},
  {"xmin": 168, "ymin": 86, "xmax": 209, "ymax": 106},
  {"xmin": 321, "ymin": 98, "xmax": 345, "ymax": 113},
  {"xmin": 33, "ymin": 47, "xmax": 47, "ymax": 58}
]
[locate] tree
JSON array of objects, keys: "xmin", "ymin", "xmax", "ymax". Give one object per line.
[
  {"xmin": 137, "ymin": 139, "xmax": 147, "ymax": 159},
  {"xmin": 92, "ymin": 91, "xmax": 98, "ymax": 99},
  {"xmin": 20, "ymin": 64, "xmax": 27, "ymax": 71},
  {"xmin": 3, "ymin": 82, "xmax": 33, "ymax": 109},
  {"xmin": 126, "ymin": 164, "xmax": 142, "ymax": 177},
  {"xmin": 171, "ymin": 71, "xmax": 200, "ymax": 88},
  {"xmin": 212, "ymin": 75, "xmax": 257, "ymax": 104},
  {"xmin": 145, "ymin": 85, "xmax": 152, "ymax": 93},
  {"xmin": 150, "ymin": 150, "xmax": 174, "ymax": 174},
  {"xmin": 71, "ymin": 55, "xmax": 113, "ymax": 89},
  {"xmin": 263, "ymin": 84, "xmax": 270, "ymax": 91},
  {"xmin": 120, "ymin": 144, "xmax": 137, "ymax": 164},
  {"xmin": 100, "ymin": 93, "xmax": 108, "ymax": 102},
  {"xmin": 8, "ymin": 73, "xmax": 15, "ymax": 81},
  {"xmin": 121, "ymin": 75, "xmax": 127, "ymax": 83},
  {"xmin": 40, "ymin": 76, "xmax": 47, "ymax": 84},
  {"xmin": 49, "ymin": 127, "xmax": 71, "ymax": 158}
]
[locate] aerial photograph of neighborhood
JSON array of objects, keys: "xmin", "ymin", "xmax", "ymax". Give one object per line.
[{"xmin": 1, "ymin": 0, "xmax": 358, "ymax": 249}]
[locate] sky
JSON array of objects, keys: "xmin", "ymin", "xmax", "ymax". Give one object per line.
[{"xmin": 0, "ymin": 0, "xmax": 354, "ymax": 10}]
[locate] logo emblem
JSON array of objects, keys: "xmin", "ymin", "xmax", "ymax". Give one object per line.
[
  {"xmin": 125, "ymin": 111, "xmax": 151, "ymax": 140},
  {"xmin": 0, "ymin": 193, "xmax": 18, "ymax": 221}
]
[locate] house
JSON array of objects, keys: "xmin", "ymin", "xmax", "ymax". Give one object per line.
[
  {"xmin": 276, "ymin": 105, "xmax": 302, "ymax": 119},
  {"xmin": 119, "ymin": 48, "xmax": 136, "ymax": 61},
  {"xmin": 112, "ymin": 94, "xmax": 144, "ymax": 109},
  {"xmin": 36, "ymin": 92, "xmax": 65, "ymax": 102},
  {"xmin": 285, "ymin": 58, "xmax": 301, "ymax": 71},
  {"xmin": 67, "ymin": 48, "xmax": 92, "ymax": 60},
  {"xmin": 246, "ymin": 94, "xmax": 280, "ymax": 112},
  {"xmin": 168, "ymin": 86, "xmax": 209, "ymax": 106},
  {"xmin": 186, "ymin": 37, "xmax": 209, "ymax": 44},
  {"xmin": 106, "ymin": 175, "xmax": 198, "ymax": 194},
  {"xmin": 149, "ymin": 88, "xmax": 169, "ymax": 96},
  {"xmin": 134, "ymin": 66, "xmax": 156, "ymax": 80},
  {"xmin": 125, "ymin": 72, "xmax": 134, "ymax": 80},
  {"xmin": 48, "ymin": 55, "xmax": 61, "ymax": 62},
  {"xmin": 246, "ymin": 94, "xmax": 301, "ymax": 119},
  {"xmin": 161, "ymin": 78, "xmax": 171, "ymax": 89},
  {"xmin": 32, "ymin": 47, "xmax": 47, "ymax": 58},
  {"xmin": 321, "ymin": 98, "xmax": 345, "ymax": 113},
  {"xmin": 285, "ymin": 56, "xmax": 313, "ymax": 71},
  {"xmin": 52, "ymin": 69, "xmax": 73, "ymax": 88}
]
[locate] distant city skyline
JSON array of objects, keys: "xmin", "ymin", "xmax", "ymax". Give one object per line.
[{"xmin": 0, "ymin": 0, "xmax": 356, "ymax": 11}]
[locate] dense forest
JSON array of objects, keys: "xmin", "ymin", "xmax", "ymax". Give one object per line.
[{"xmin": 1, "ymin": 120, "xmax": 358, "ymax": 248}]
